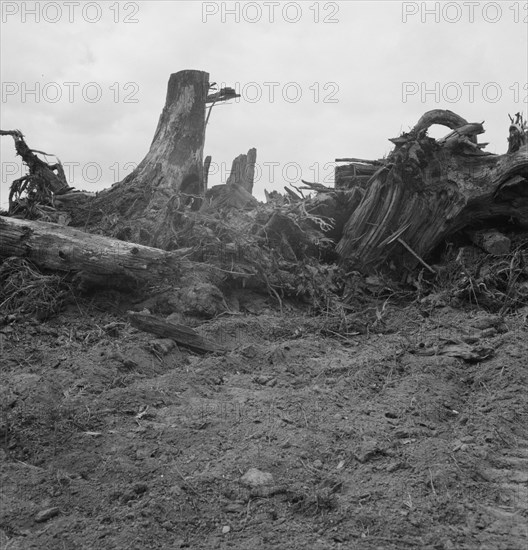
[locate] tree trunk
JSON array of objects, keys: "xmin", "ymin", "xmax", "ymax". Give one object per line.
[
  {"xmin": 336, "ymin": 110, "xmax": 528, "ymax": 275},
  {"xmin": 0, "ymin": 215, "xmax": 187, "ymax": 289},
  {"xmin": 62, "ymin": 70, "xmax": 210, "ymax": 242},
  {"xmin": 113, "ymin": 69, "xmax": 208, "ymax": 212}
]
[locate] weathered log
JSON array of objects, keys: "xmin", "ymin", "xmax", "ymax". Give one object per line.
[
  {"xmin": 335, "ymin": 157, "xmax": 383, "ymax": 165},
  {"xmin": 299, "ymin": 180, "xmax": 332, "ymax": 193},
  {"xmin": 127, "ymin": 311, "xmax": 225, "ymax": 354},
  {"xmin": 0, "ymin": 215, "xmax": 188, "ymax": 289},
  {"xmin": 337, "ymin": 110, "xmax": 528, "ymax": 274},
  {"xmin": 335, "ymin": 161, "xmax": 380, "ymax": 189}
]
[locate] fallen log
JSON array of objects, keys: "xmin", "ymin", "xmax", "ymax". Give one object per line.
[
  {"xmin": 335, "ymin": 160, "xmax": 380, "ymax": 190},
  {"xmin": 0, "ymin": 215, "xmax": 188, "ymax": 289},
  {"xmin": 127, "ymin": 311, "xmax": 225, "ymax": 354}
]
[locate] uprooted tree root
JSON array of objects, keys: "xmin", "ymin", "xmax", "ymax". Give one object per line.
[{"xmin": 0, "ymin": 258, "xmax": 70, "ymax": 320}]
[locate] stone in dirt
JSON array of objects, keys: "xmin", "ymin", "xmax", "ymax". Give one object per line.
[
  {"xmin": 35, "ymin": 507, "xmax": 60, "ymax": 523},
  {"xmin": 468, "ymin": 229, "xmax": 511, "ymax": 256},
  {"xmin": 354, "ymin": 441, "xmax": 384, "ymax": 463},
  {"xmin": 240, "ymin": 468, "xmax": 274, "ymax": 488},
  {"xmin": 469, "ymin": 315, "xmax": 504, "ymax": 331}
]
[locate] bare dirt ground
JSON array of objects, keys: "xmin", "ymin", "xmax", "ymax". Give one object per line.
[{"xmin": 1, "ymin": 294, "xmax": 527, "ymax": 550}]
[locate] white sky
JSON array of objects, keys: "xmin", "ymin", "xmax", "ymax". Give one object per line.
[{"xmin": 1, "ymin": 1, "xmax": 527, "ymax": 208}]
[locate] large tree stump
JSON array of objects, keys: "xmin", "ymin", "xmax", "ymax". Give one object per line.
[
  {"xmin": 112, "ymin": 69, "xmax": 208, "ymax": 213},
  {"xmin": 336, "ymin": 110, "xmax": 528, "ymax": 275},
  {"xmin": 60, "ymin": 70, "xmax": 210, "ymax": 241}
]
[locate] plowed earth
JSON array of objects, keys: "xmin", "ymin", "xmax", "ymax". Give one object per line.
[{"xmin": 1, "ymin": 297, "xmax": 527, "ymax": 549}]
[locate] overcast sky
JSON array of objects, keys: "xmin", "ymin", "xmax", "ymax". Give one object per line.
[{"xmin": 1, "ymin": 1, "xmax": 526, "ymax": 207}]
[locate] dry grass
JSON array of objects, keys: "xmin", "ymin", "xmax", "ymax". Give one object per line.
[{"xmin": 436, "ymin": 245, "xmax": 528, "ymax": 313}]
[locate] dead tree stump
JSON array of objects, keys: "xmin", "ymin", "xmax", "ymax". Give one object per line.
[
  {"xmin": 336, "ymin": 110, "xmax": 528, "ymax": 275},
  {"xmin": 60, "ymin": 70, "xmax": 210, "ymax": 242}
]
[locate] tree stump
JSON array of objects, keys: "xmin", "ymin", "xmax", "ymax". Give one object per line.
[
  {"xmin": 226, "ymin": 148, "xmax": 257, "ymax": 193},
  {"xmin": 61, "ymin": 70, "xmax": 210, "ymax": 243},
  {"xmin": 202, "ymin": 148, "xmax": 258, "ymax": 210},
  {"xmin": 336, "ymin": 110, "xmax": 528, "ymax": 275}
]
